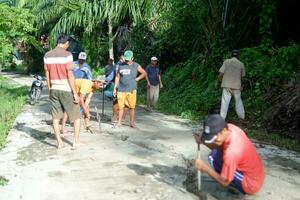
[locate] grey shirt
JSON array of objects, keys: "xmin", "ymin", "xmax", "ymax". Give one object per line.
[
  {"xmin": 117, "ymin": 62, "xmax": 139, "ymax": 92},
  {"xmin": 219, "ymin": 57, "xmax": 245, "ymax": 90}
]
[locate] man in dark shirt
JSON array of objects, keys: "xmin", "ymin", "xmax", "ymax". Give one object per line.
[
  {"xmin": 113, "ymin": 50, "xmax": 147, "ymax": 127},
  {"xmin": 146, "ymin": 57, "xmax": 163, "ymax": 110}
]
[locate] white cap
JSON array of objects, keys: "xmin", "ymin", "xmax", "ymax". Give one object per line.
[
  {"xmin": 78, "ymin": 52, "xmax": 87, "ymax": 60},
  {"xmin": 151, "ymin": 56, "xmax": 158, "ymax": 61}
]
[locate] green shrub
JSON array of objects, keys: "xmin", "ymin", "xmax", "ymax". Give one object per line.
[{"xmin": 0, "ymin": 78, "xmax": 28, "ymax": 149}]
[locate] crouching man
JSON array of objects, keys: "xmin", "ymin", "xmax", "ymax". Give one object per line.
[
  {"xmin": 194, "ymin": 114, "xmax": 265, "ymax": 195},
  {"xmin": 62, "ymin": 79, "xmax": 104, "ymax": 135}
]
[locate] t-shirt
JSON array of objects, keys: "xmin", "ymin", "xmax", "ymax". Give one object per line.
[
  {"xmin": 219, "ymin": 57, "xmax": 245, "ymax": 90},
  {"xmin": 146, "ymin": 65, "xmax": 160, "ymax": 86},
  {"xmin": 44, "ymin": 47, "xmax": 73, "ymax": 92},
  {"xmin": 117, "ymin": 62, "xmax": 139, "ymax": 92},
  {"xmin": 221, "ymin": 124, "xmax": 265, "ymax": 194},
  {"xmin": 73, "ymin": 61, "xmax": 93, "ymax": 80},
  {"xmin": 75, "ymin": 79, "xmax": 94, "ymax": 95}
]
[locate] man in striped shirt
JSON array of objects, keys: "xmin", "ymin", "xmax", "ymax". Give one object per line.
[{"xmin": 44, "ymin": 34, "xmax": 81, "ymax": 149}]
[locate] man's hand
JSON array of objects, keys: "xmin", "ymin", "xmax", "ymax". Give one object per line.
[
  {"xmin": 113, "ymin": 88, "xmax": 117, "ymax": 97},
  {"xmin": 147, "ymin": 81, "xmax": 151, "ymax": 88},
  {"xmin": 73, "ymin": 93, "xmax": 79, "ymax": 104},
  {"xmin": 84, "ymin": 111, "xmax": 91, "ymax": 119},
  {"xmin": 160, "ymin": 83, "xmax": 163, "ymax": 89},
  {"xmin": 195, "ymin": 159, "xmax": 209, "ymax": 172}
]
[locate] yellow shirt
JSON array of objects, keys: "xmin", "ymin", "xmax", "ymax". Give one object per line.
[{"xmin": 75, "ymin": 79, "xmax": 94, "ymax": 95}]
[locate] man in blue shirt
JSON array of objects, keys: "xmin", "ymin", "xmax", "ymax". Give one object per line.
[
  {"xmin": 146, "ymin": 56, "xmax": 163, "ymax": 110},
  {"xmin": 73, "ymin": 52, "xmax": 93, "ymax": 80}
]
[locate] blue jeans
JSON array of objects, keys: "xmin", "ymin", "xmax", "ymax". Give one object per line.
[{"xmin": 208, "ymin": 149, "xmax": 245, "ymax": 193}]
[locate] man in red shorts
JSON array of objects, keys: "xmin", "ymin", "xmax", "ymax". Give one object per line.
[{"xmin": 194, "ymin": 114, "xmax": 265, "ymax": 195}]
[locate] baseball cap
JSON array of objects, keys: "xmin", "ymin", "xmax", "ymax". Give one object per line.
[
  {"xmin": 232, "ymin": 49, "xmax": 239, "ymax": 57},
  {"xmin": 78, "ymin": 52, "xmax": 87, "ymax": 60},
  {"xmin": 124, "ymin": 50, "xmax": 133, "ymax": 61},
  {"xmin": 151, "ymin": 56, "xmax": 158, "ymax": 61},
  {"xmin": 201, "ymin": 114, "xmax": 227, "ymax": 143}
]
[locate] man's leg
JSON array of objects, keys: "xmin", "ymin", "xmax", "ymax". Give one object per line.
[
  {"xmin": 117, "ymin": 92, "xmax": 126, "ymax": 126},
  {"xmin": 53, "ymin": 117, "xmax": 63, "ymax": 148},
  {"xmin": 128, "ymin": 91, "xmax": 137, "ymax": 127},
  {"xmin": 147, "ymin": 87, "xmax": 151, "ymax": 108},
  {"xmin": 118, "ymin": 107, "xmax": 125, "ymax": 126},
  {"xmin": 152, "ymin": 85, "xmax": 160, "ymax": 108},
  {"xmin": 220, "ymin": 88, "xmax": 232, "ymax": 119},
  {"xmin": 129, "ymin": 108, "xmax": 135, "ymax": 128},
  {"xmin": 60, "ymin": 91, "xmax": 81, "ymax": 148},
  {"xmin": 73, "ymin": 118, "xmax": 80, "ymax": 147},
  {"xmin": 233, "ymin": 90, "xmax": 245, "ymax": 119},
  {"xmin": 61, "ymin": 112, "xmax": 68, "ymax": 135},
  {"xmin": 50, "ymin": 90, "xmax": 64, "ymax": 148},
  {"xmin": 208, "ymin": 149, "xmax": 245, "ymax": 194}
]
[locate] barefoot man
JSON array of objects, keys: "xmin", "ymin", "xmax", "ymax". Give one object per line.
[{"xmin": 44, "ymin": 33, "xmax": 80, "ymax": 149}]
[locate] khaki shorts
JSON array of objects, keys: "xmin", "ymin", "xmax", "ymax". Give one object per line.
[
  {"xmin": 50, "ymin": 90, "xmax": 80, "ymax": 122},
  {"xmin": 117, "ymin": 90, "xmax": 137, "ymax": 109}
]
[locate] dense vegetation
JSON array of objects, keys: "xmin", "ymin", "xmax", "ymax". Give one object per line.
[{"xmin": 0, "ymin": 0, "xmax": 299, "ymax": 149}]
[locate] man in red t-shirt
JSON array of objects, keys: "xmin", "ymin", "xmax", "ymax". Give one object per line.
[{"xmin": 194, "ymin": 114, "xmax": 265, "ymax": 194}]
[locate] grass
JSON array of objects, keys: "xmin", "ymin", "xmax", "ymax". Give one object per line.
[
  {"xmin": 0, "ymin": 176, "xmax": 8, "ymax": 186},
  {"xmin": 0, "ymin": 76, "xmax": 28, "ymax": 149}
]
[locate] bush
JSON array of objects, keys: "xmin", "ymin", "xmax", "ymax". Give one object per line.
[{"xmin": 0, "ymin": 77, "xmax": 28, "ymax": 149}]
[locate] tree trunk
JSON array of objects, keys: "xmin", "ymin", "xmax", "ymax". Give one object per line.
[{"xmin": 108, "ymin": 15, "xmax": 114, "ymax": 60}]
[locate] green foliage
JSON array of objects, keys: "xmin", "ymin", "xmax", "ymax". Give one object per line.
[
  {"xmin": 0, "ymin": 176, "xmax": 8, "ymax": 186},
  {"xmin": 0, "ymin": 4, "xmax": 36, "ymax": 69},
  {"xmin": 0, "ymin": 77, "xmax": 28, "ymax": 149},
  {"xmin": 92, "ymin": 67, "xmax": 105, "ymax": 78},
  {"xmin": 155, "ymin": 43, "xmax": 300, "ymax": 124}
]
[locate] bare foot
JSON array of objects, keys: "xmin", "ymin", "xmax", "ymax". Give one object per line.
[
  {"xmin": 71, "ymin": 142, "xmax": 85, "ymax": 150},
  {"xmin": 130, "ymin": 123, "xmax": 135, "ymax": 128},
  {"xmin": 57, "ymin": 142, "xmax": 64, "ymax": 149}
]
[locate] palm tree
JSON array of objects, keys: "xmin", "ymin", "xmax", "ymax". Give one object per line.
[{"xmin": 33, "ymin": 0, "xmax": 160, "ymax": 59}]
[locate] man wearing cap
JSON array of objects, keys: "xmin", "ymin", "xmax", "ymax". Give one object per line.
[
  {"xmin": 146, "ymin": 56, "xmax": 163, "ymax": 110},
  {"xmin": 62, "ymin": 78, "xmax": 104, "ymax": 135},
  {"xmin": 194, "ymin": 114, "xmax": 265, "ymax": 195},
  {"xmin": 217, "ymin": 50, "xmax": 245, "ymax": 120},
  {"xmin": 113, "ymin": 50, "xmax": 147, "ymax": 127},
  {"xmin": 44, "ymin": 33, "xmax": 80, "ymax": 149},
  {"xmin": 74, "ymin": 52, "xmax": 93, "ymax": 80}
]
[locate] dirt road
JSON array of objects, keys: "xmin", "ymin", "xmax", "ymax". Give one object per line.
[{"xmin": 0, "ymin": 72, "xmax": 299, "ymax": 200}]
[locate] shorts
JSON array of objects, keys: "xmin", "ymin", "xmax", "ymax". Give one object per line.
[
  {"xmin": 117, "ymin": 90, "xmax": 137, "ymax": 109},
  {"xmin": 208, "ymin": 149, "xmax": 245, "ymax": 194},
  {"xmin": 50, "ymin": 90, "xmax": 80, "ymax": 122}
]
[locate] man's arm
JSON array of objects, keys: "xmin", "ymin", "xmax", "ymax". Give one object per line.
[
  {"xmin": 195, "ymin": 159, "xmax": 231, "ymax": 187},
  {"xmin": 136, "ymin": 66, "xmax": 147, "ymax": 82},
  {"xmin": 44, "ymin": 66, "xmax": 51, "ymax": 94},
  {"xmin": 67, "ymin": 66, "xmax": 79, "ymax": 103},
  {"xmin": 113, "ymin": 72, "xmax": 120, "ymax": 96},
  {"xmin": 79, "ymin": 93, "xmax": 89, "ymax": 118},
  {"xmin": 159, "ymin": 75, "xmax": 163, "ymax": 88}
]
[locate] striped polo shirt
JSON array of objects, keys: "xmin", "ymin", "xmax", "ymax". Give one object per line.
[{"xmin": 44, "ymin": 47, "xmax": 73, "ymax": 92}]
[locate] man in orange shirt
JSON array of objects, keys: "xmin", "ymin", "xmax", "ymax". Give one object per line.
[{"xmin": 194, "ymin": 114, "xmax": 265, "ymax": 194}]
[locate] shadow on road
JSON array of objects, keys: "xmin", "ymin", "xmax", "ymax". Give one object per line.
[{"xmin": 15, "ymin": 122, "xmax": 72, "ymax": 147}]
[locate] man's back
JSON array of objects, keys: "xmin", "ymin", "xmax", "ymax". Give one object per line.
[
  {"xmin": 44, "ymin": 47, "xmax": 73, "ymax": 92},
  {"xmin": 219, "ymin": 57, "xmax": 245, "ymax": 90},
  {"xmin": 222, "ymin": 124, "xmax": 264, "ymax": 194}
]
